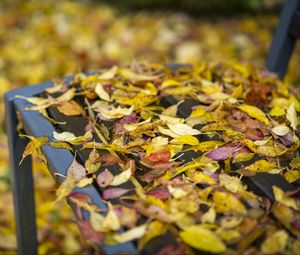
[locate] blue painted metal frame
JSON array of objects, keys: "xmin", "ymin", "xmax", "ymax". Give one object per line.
[
  {"xmin": 5, "ymin": 78, "xmax": 137, "ymax": 255},
  {"xmin": 266, "ymin": 0, "xmax": 300, "ymax": 78}
]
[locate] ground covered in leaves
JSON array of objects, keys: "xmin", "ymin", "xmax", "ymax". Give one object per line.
[{"xmin": 0, "ymin": 0, "xmax": 299, "ymax": 254}]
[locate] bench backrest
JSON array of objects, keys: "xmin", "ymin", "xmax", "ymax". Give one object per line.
[{"xmin": 266, "ymin": 0, "xmax": 300, "ymax": 78}]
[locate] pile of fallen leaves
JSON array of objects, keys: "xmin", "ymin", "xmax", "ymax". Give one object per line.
[
  {"xmin": 20, "ymin": 62, "xmax": 300, "ymax": 254},
  {"xmin": 0, "ymin": 0, "xmax": 299, "ymax": 254}
]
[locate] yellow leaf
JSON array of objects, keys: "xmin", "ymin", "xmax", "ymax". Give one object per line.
[
  {"xmin": 270, "ymin": 106, "xmax": 286, "ymax": 116},
  {"xmin": 210, "ymin": 92, "xmax": 231, "ymax": 100},
  {"xmin": 56, "ymin": 88, "xmax": 76, "ymax": 102},
  {"xmin": 231, "ymin": 84, "xmax": 243, "ymax": 99},
  {"xmin": 110, "ymin": 161, "xmax": 133, "ymax": 186},
  {"xmin": 213, "ymin": 191, "xmax": 247, "ymax": 215},
  {"xmin": 85, "ymin": 148, "xmax": 101, "ymax": 174},
  {"xmin": 186, "ymin": 170, "xmax": 217, "ymax": 185},
  {"xmin": 290, "ymin": 157, "xmax": 300, "ymax": 169},
  {"xmin": 198, "ymin": 156, "xmax": 220, "ymax": 172},
  {"xmin": 273, "ymin": 186, "xmax": 299, "ymax": 210},
  {"xmin": 53, "ymin": 131, "xmax": 76, "ymax": 141},
  {"xmin": 261, "ymin": 230, "xmax": 288, "ymax": 254},
  {"xmin": 157, "ymin": 125, "xmax": 179, "ymax": 138},
  {"xmin": 161, "ymin": 101, "xmax": 182, "ymax": 116},
  {"xmin": 167, "ymin": 123, "xmax": 200, "ymax": 136},
  {"xmin": 55, "ymin": 175, "xmax": 76, "ymax": 202},
  {"xmin": 216, "ymin": 229, "xmax": 241, "ymax": 243},
  {"xmin": 173, "ymin": 162, "xmax": 204, "ymax": 177},
  {"xmin": 219, "ymin": 174, "xmax": 245, "ymax": 193},
  {"xmin": 138, "ymin": 221, "xmax": 167, "ymax": 249},
  {"xmin": 144, "ymin": 195, "xmax": 168, "ymax": 210},
  {"xmin": 45, "ymin": 83, "xmax": 63, "ymax": 94},
  {"xmin": 48, "ymin": 141, "xmax": 74, "ymax": 152},
  {"xmin": 220, "ymin": 216, "xmax": 243, "ymax": 229},
  {"xmin": 0, "ymin": 231, "xmax": 17, "ymax": 250},
  {"xmin": 150, "ymin": 136, "xmax": 169, "ymax": 147},
  {"xmin": 113, "ymin": 224, "xmax": 147, "ymax": 243},
  {"xmin": 245, "ymin": 160, "xmax": 277, "ymax": 172},
  {"xmin": 253, "ymin": 138, "xmax": 270, "ymax": 146},
  {"xmin": 237, "ymin": 104, "xmax": 269, "ymax": 125},
  {"xmin": 16, "ymin": 95, "xmax": 49, "ymax": 107},
  {"xmin": 284, "ymin": 170, "xmax": 300, "ymax": 183},
  {"xmin": 76, "ymin": 177, "xmax": 93, "ymax": 188},
  {"xmin": 20, "ymin": 136, "xmax": 48, "ymax": 164},
  {"xmin": 83, "ymin": 142, "xmax": 130, "ymax": 154},
  {"xmin": 143, "ymin": 82, "xmax": 157, "ymax": 95},
  {"xmin": 97, "ymin": 105, "xmax": 134, "ymax": 119},
  {"xmin": 286, "ymin": 103, "xmax": 297, "ymax": 130},
  {"xmin": 192, "ymin": 140, "xmax": 224, "ymax": 152},
  {"xmin": 98, "ymin": 66, "xmax": 118, "ymax": 80},
  {"xmin": 189, "ymin": 105, "xmax": 206, "ymax": 118},
  {"xmin": 242, "ymin": 139, "xmax": 257, "ymax": 152},
  {"xmin": 164, "ymin": 85, "xmax": 193, "ymax": 95},
  {"xmin": 169, "ymin": 144, "xmax": 184, "ymax": 157},
  {"xmin": 179, "ymin": 225, "xmax": 226, "ymax": 253},
  {"xmin": 120, "ymin": 69, "xmax": 159, "ymax": 82},
  {"xmin": 90, "ymin": 212, "xmax": 105, "ymax": 232},
  {"xmin": 289, "ymin": 95, "xmax": 300, "ymax": 111},
  {"xmin": 201, "ymin": 207, "xmax": 216, "ymax": 224},
  {"xmin": 159, "ymin": 114, "xmax": 184, "ymax": 124},
  {"xmin": 95, "ymin": 83, "xmax": 111, "ymax": 101},
  {"xmin": 232, "ymin": 152, "xmax": 254, "ymax": 163},
  {"xmin": 170, "ymin": 135, "xmax": 199, "ymax": 145},
  {"xmin": 53, "ymin": 131, "xmax": 93, "ymax": 145},
  {"xmin": 102, "ymin": 203, "xmax": 120, "ymax": 231},
  {"xmin": 168, "ymin": 185, "xmax": 188, "ymax": 199},
  {"xmin": 256, "ymin": 144, "xmax": 286, "ymax": 157},
  {"xmin": 271, "ymin": 125, "xmax": 290, "ymax": 136},
  {"xmin": 160, "ymin": 79, "xmax": 181, "ymax": 88},
  {"xmin": 123, "ymin": 117, "xmax": 151, "ymax": 131}
]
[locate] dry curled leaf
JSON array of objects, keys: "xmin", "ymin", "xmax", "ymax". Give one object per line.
[
  {"xmin": 57, "ymin": 100, "xmax": 86, "ymax": 116},
  {"xmin": 20, "ymin": 136, "xmax": 48, "ymax": 164}
]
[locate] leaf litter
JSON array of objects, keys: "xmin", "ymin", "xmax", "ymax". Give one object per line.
[{"xmin": 19, "ymin": 62, "xmax": 300, "ymax": 254}]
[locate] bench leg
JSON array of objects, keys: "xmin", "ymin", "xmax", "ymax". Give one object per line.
[{"xmin": 5, "ymin": 98, "xmax": 38, "ymax": 255}]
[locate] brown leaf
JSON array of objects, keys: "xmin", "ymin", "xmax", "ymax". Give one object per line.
[
  {"xmin": 20, "ymin": 136, "xmax": 48, "ymax": 164},
  {"xmin": 67, "ymin": 157, "xmax": 87, "ymax": 182},
  {"xmin": 96, "ymin": 154, "xmax": 123, "ymax": 166},
  {"xmin": 57, "ymin": 100, "xmax": 86, "ymax": 116},
  {"xmin": 96, "ymin": 168, "xmax": 114, "ymax": 188},
  {"xmin": 77, "ymin": 220, "xmax": 104, "ymax": 246}
]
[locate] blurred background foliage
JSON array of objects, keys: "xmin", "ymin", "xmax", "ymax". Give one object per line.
[{"xmin": 0, "ymin": 0, "xmax": 299, "ymax": 254}]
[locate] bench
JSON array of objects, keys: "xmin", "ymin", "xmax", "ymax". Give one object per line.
[{"xmin": 5, "ymin": 0, "xmax": 300, "ymax": 254}]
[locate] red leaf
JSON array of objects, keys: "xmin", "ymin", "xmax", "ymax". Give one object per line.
[
  {"xmin": 102, "ymin": 187, "xmax": 131, "ymax": 200},
  {"xmin": 147, "ymin": 187, "xmax": 170, "ymax": 200},
  {"xmin": 139, "ymin": 168, "xmax": 166, "ymax": 183},
  {"xmin": 244, "ymin": 128, "xmax": 264, "ymax": 141},
  {"xmin": 157, "ymin": 244, "xmax": 186, "ymax": 255},
  {"xmin": 146, "ymin": 151, "xmax": 170, "ymax": 163},
  {"xmin": 77, "ymin": 220, "xmax": 104, "ymax": 246},
  {"xmin": 68, "ymin": 192, "xmax": 91, "ymax": 203},
  {"xmin": 120, "ymin": 114, "xmax": 137, "ymax": 124},
  {"xmin": 206, "ymin": 146, "xmax": 237, "ymax": 161}
]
